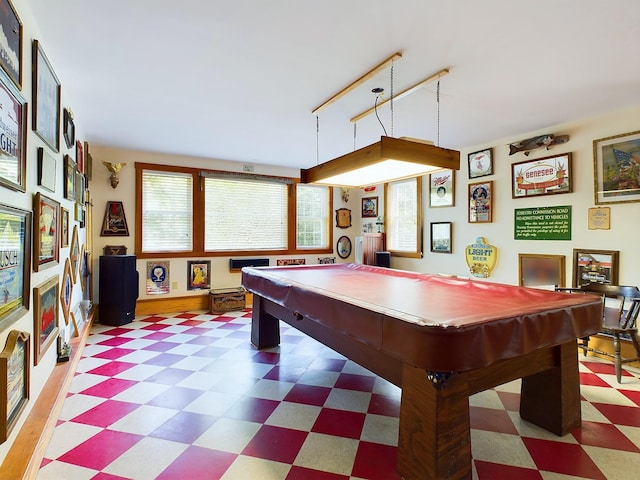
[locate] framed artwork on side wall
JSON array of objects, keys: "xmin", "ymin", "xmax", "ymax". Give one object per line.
[{"xmin": 32, "ymin": 40, "xmax": 61, "ymax": 152}]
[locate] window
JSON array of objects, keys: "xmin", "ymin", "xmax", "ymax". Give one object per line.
[
  {"xmin": 296, "ymin": 184, "xmax": 330, "ymax": 249},
  {"xmin": 135, "ymin": 163, "xmax": 333, "ymax": 257},
  {"xmin": 385, "ymin": 177, "xmax": 422, "ymax": 257},
  {"xmin": 141, "ymin": 169, "xmax": 193, "ymax": 252}
]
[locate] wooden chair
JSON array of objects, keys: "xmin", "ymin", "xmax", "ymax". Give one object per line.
[{"xmin": 556, "ymin": 284, "xmax": 640, "ymax": 383}]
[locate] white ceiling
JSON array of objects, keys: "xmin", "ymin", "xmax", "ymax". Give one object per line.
[{"xmin": 26, "ymin": 0, "xmax": 640, "ymax": 170}]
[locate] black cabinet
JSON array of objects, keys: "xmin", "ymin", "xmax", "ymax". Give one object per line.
[{"xmin": 99, "ymin": 255, "xmax": 139, "ymax": 325}]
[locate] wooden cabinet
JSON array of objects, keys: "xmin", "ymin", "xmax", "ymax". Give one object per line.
[{"xmin": 363, "ymin": 233, "xmax": 385, "ymax": 265}]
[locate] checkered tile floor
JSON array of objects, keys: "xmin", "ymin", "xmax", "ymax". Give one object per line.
[{"xmin": 37, "ymin": 309, "xmax": 640, "ymax": 479}]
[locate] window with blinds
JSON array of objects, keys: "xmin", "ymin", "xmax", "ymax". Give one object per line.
[
  {"xmin": 296, "ymin": 184, "xmax": 330, "ymax": 249},
  {"xmin": 386, "ymin": 177, "xmax": 422, "ymax": 256},
  {"xmin": 141, "ymin": 170, "xmax": 193, "ymax": 252},
  {"xmin": 204, "ymin": 176, "xmax": 288, "ymax": 251}
]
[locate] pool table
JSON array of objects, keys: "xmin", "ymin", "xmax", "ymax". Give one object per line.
[{"xmin": 241, "ymin": 264, "xmax": 602, "ymax": 480}]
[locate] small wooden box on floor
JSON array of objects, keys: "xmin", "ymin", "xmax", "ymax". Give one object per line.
[{"xmin": 209, "ymin": 287, "xmax": 246, "ymax": 313}]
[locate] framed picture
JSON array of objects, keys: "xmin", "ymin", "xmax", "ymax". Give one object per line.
[
  {"xmin": 512, "ymin": 153, "xmax": 572, "ymax": 198},
  {"xmin": 75, "ymin": 170, "xmax": 85, "ymax": 205},
  {"xmin": 64, "ymin": 155, "xmax": 76, "ymax": 200},
  {"xmin": 76, "ymin": 140, "xmax": 84, "ymax": 174},
  {"xmin": 84, "ymin": 141, "xmax": 93, "ymax": 180},
  {"xmin": 592, "ymin": 130, "xmax": 640, "ymax": 205},
  {"xmin": 0, "ymin": 67, "xmax": 27, "ymax": 193},
  {"xmin": 33, "ymin": 276, "xmax": 59, "ymax": 365},
  {"xmin": 337, "ymin": 235, "xmax": 351, "ymax": 259},
  {"xmin": 0, "ymin": 0, "xmax": 22, "ymax": 89},
  {"xmin": 361, "ymin": 197, "xmax": 378, "ymax": 218},
  {"xmin": 318, "ymin": 257, "xmax": 336, "ymax": 264},
  {"xmin": 572, "ymin": 249, "xmax": 619, "ymax": 288},
  {"xmin": 60, "ymin": 207, "xmax": 69, "ymax": 247},
  {"xmin": 103, "ymin": 245, "xmax": 127, "ymax": 255},
  {"xmin": 0, "ymin": 330, "xmax": 30, "ymax": 444},
  {"xmin": 468, "ymin": 181, "xmax": 493, "ymax": 223},
  {"xmin": 468, "ymin": 148, "xmax": 493, "ymax": 179},
  {"xmin": 518, "ymin": 254, "xmax": 566, "ymax": 288},
  {"xmin": 335, "ymin": 208, "xmax": 351, "ymax": 228},
  {"xmin": 63, "ymin": 108, "xmax": 75, "ymax": 149},
  {"xmin": 60, "ymin": 258, "xmax": 72, "ymax": 326},
  {"xmin": 0, "ymin": 203, "xmax": 31, "ymax": 330},
  {"xmin": 147, "ymin": 261, "xmax": 170, "ymax": 295},
  {"xmin": 187, "ymin": 260, "xmax": 210, "ymax": 290},
  {"xmin": 101, "ymin": 201, "xmax": 129, "ymax": 236},
  {"xmin": 430, "ymin": 222, "xmax": 452, "ymax": 253},
  {"xmin": 37, "ymin": 147, "xmax": 56, "ymax": 193},
  {"xmin": 429, "ymin": 169, "xmax": 455, "ymax": 207},
  {"xmin": 69, "ymin": 225, "xmax": 80, "ymax": 282},
  {"xmin": 32, "ymin": 40, "xmax": 61, "ymax": 152},
  {"xmin": 33, "ymin": 192, "xmax": 59, "ymax": 271}
]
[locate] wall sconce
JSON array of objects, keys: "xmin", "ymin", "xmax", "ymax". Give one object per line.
[{"xmin": 102, "ymin": 161, "xmax": 126, "ymax": 189}]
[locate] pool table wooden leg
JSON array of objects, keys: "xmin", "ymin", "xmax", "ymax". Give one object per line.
[
  {"xmin": 250, "ymin": 295, "xmax": 281, "ymax": 349},
  {"xmin": 398, "ymin": 363, "xmax": 472, "ymax": 480}
]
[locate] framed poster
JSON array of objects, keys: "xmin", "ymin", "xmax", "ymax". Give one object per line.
[
  {"xmin": 468, "ymin": 148, "xmax": 493, "ymax": 179},
  {"xmin": 468, "ymin": 181, "xmax": 493, "ymax": 223},
  {"xmin": 187, "ymin": 260, "xmax": 210, "ymax": 290},
  {"xmin": 37, "ymin": 147, "xmax": 56, "ymax": 193},
  {"xmin": 0, "ymin": 330, "xmax": 30, "ymax": 444},
  {"xmin": 76, "ymin": 140, "xmax": 84, "ymax": 174},
  {"xmin": 430, "ymin": 222, "xmax": 452, "ymax": 253},
  {"xmin": 101, "ymin": 201, "xmax": 129, "ymax": 236},
  {"xmin": 33, "ymin": 192, "xmax": 60, "ymax": 271},
  {"xmin": 0, "ymin": 0, "xmax": 22, "ymax": 89},
  {"xmin": 147, "ymin": 261, "xmax": 170, "ymax": 295},
  {"xmin": 0, "ymin": 203, "xmax": 31, "ymax": 330},
  {"xmin": 64, "ymin": 155, "xmax": 76, "ymax": 200},
  {"xmin": 592, "ymin": 130, "xmax": 640, "ymax": 205},
  {"xmin": 335, "ymin": 208, "xmax": 351, "ymax": 228},
  {"xmin": 518, "ymin": 254, "xmax": 566, "ymax": 288},
  {"xmin": 0, "ymin": 67, "xmax": 27, "ymax": 192},
  {"xmin": 512, "ymin": 153, "xmax": 572, "ymax": 198},
  {"xmin": 572, "ymin": 249, "xmax": 619, "ymax": 288},
  {"xmin": 361, "ymin": 197, "xmax": 378, "ymax": 218},
  {"xmin": 60, "ymin": 207, "xmax": 69, "ymax": 247},
  {"xmin": 32, "ymin": 40, "xmax": 61, "ymax": 152},
  {"xmin": 429, "ymin": 169, "xmax": 455, "ymax": 207},
  {"xmin": 69, "ymin": 225, "xmax": 79, "ymax": 281},
  {"xmin": 60, "ymin": 258, "xmax": 72, "ymax": 326},
  {"xmin": 33, "ymin": 276, "xmax": 59, "ymax": 365}
]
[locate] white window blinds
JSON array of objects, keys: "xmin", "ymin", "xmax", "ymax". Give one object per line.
[
  {"xmin": 296, "ymin": 184, "xmax": 329, "ymax": 249},
  {"xmin": 387, "ymin": 178, "xmax": 418, "ymax": 252}
]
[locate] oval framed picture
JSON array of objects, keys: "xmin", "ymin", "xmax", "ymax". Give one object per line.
[{"xmin": 337, "ymin": 235, "xmax": 352, "ymax": 259}]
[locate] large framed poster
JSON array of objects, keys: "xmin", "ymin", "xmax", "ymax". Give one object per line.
[
  {"xmin": 0, "ymin": 0, "xmax": 22, "ymax": 89},
  {"xmin": 32, "ymin": 40, "xmax": 61, "ymax": 152},
  {"xmin": 0, "ymin": 203, "xmax": 31, "ymax": 330},
  {"xmin": 0, "ymin": 67, "xmax": 27, "ymax": 192}
]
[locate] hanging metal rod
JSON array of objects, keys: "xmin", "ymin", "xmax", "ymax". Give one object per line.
[
  {"xmin": 350, "ymin": 68, "xmax": 450, "ymax": 123},
  {"xmin": 311, "ymin": 52, "xmax": 403, "ymax": 115}
]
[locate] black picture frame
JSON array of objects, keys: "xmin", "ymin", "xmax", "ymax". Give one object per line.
[
  {"xmin": 0, "ymin": 0, "xmax": 22, "ymax": 89},
  {"xmin": 468, "ymin": 148, "xmax": 493, "ymax": 179},
  {"xmin": 337, "ymin": 235, "xmax": 351, "ymax": 259},
  {"xmin": 0, "ymin": 67, "xmax": 27, "ymax": 192},
  {"xmin": 187, "ymin": 260, "xmax": 211, "ymax": 290},
  {"xmin": 0, "ymin": 203, "xmax": 31, "ymax": 330},
  {"xmin": 430, "ymin": 222, "xmax": 452, "ymax": 253},
  {"xmin": 32, "ymin": 39, "xmax": 61, "ymax": 152},
  {"xmin": 63, "ymin": 108, "xmax": 75, "ymax": 149}
]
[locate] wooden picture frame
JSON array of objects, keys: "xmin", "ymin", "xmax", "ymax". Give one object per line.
[
  {"xmin": 60, "ymin": 207, "xmax": 69, "ymax": 248},
  {"xmin": 60, "ymin": 258, "xmax": 72, "ymax": 326},
  {"xmin": 335, "ymin": 208, "xmax": 351, "ymax": 228},
  {"xmin": 361, "ymin": 197, "xmax": 378, "ymax": 218},
  {"xmin": 429, "ymin": 169, "xmax": 455, "ymax": 207},
  {"xmin": 468, "ymin": 181, "xmax": 493, "ymax": 223},
  {"xmin": 75, "ymin": 170, "xmax": 85, "ymax": 205},
  {"xmin": 78, "ymin": 244, "xmax": 87, "ymax": 292},
  {"xmin": 76, "ymin": 140, "xmax": 84, "ymax": 174},
  {"xmin": 33, "ymin": 192, "xmax": 60, "ymax": 271},
  {"xmin": 572, "ymin": 249, "xmax": 619, "ymax": 288},
  {"xmin": 64, "ymin": 155, "xmax": 76, "ymax": 200},
  {"xmin": 69, "ymin": 225, "xmax": 80, "ymax": 282},
  {"xmin": 37, "ymin": 147, "xmax": 56, "ymax": 193},
  {"xmin": 430, "ymin": 222, "xmax": 452, "ymax": 253},
  {"xmin": 33, "ymin": 276, "xmax": 59, "ymax": 365},
  {"xmin": 0, "ymin": 0, "xmax": 22, "ymax": 89},
  {"xmin": 518, "ymin": 254, "xmax": 566, "ymax": 288},
  {"xmin": 0, "ymin": 330, "xmax": 30, "ymax": 444},
  {"xmin": 84, "ymin": 141, "xmax": 93, "ymax": 180},
  {"xmin": 32, "ymin": 40, "xmax": 61, "ymax": 152},
  {"xmin": 592, "ymin": 129, "xmax": 640, "ymax": 205},
  {"xmin": 103, "ymin": 245, "xmax": 127, "ymax": 255},
  {"xmin": 512, "ymin": 153, "xmax": 572, "ymax": 198},
  {"xmin": 0, "ymin": 203, "xmax": 31, "ymax": 330},
  {"xmin": 101, "ymin": 201, "xmax": 129, "ymax": 236},
  {"xmin": 63, "ymin": 108, "xmax": 75, "ymax": 149},
  {"xmin": 187, "ymin": 260, "xmax": 211, "ymax": 290},
  {"xmin": 468, "ymin": 148, "xmax": 493, "ymax": 179},
  {"xmin": 0, "ymin": 67, "xmax": 27, "ymax": 193}
]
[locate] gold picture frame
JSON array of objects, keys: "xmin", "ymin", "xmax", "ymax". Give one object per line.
[
  {"xmin": 518, "ymin": 254, "xmax": 566, "ymax": 288},
  {"xmin": 0, "ymin": 330, "xmax": 30, "ymax": 444}
]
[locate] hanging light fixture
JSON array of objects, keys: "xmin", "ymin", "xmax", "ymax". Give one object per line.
[{"xmin": 302, "ymin": 55, "xmax": 459, "ymax": 188}]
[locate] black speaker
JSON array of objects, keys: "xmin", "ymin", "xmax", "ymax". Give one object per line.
[
  {"xmin": 374, "ymin": 251, "xmax": 391, "ymax": 268},
  {"xmin": 229, "ymin": 258, "xmax": 269, "ymax": 270},
  {"xmin": 99, "ymin": 255, "xmax": 139, "ymax": 325}
]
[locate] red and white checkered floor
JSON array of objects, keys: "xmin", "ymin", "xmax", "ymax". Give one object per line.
[{"xmin": 37, "ymin": 309, "xmax": 640, "ymax": 479}]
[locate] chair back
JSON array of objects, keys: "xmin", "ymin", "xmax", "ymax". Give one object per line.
[{"xmin": 579, "ymin": 284, "xmax": 640, "ymax": 329}]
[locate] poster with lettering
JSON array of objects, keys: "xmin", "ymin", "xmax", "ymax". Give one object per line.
[
  {"xmin": 0, "ymin": 204, "xmax": 30, "ymax": 328},
  {"xmin": 429, "ymin": 169, "xmax": 455, "ymax": 207},
  {"xmin": 511, "ymin": 154, "xmax": 572, "ymax": 198},
  {"xmin": 146, "ymin": 261, "xmax": 170, "ymax": 295}
]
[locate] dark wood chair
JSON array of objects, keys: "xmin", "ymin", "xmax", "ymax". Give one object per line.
[{"xmin": 556, "ymin": 284, "xmax": 640, "ymax": 383}]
